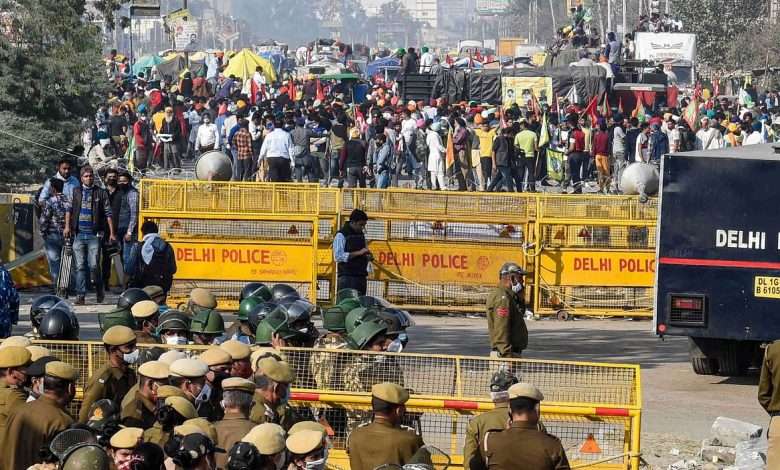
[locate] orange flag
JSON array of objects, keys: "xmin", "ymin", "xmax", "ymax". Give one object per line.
[{"xmin": 445, "ymin": 129, "xmax": 455, "ymax": 170}]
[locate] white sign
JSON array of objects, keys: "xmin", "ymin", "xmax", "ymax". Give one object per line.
[
  {"xmin": 174, "ymin": 21, "xmax": 198, "ymax": 50},
  {"xmin": 476, "ymin": 0, "xmax": 509, "ymax": 14},
  {"xmin": 634, "ymin": 32, "xmax": 696, "ymax": 63}
]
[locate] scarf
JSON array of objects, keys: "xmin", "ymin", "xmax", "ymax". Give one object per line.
[{"xmin": 141, "ymin": 233, "xmax": 161, "ymax": 265}]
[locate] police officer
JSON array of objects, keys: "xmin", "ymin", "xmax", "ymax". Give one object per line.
[
  {"xmin": 486, "ymin": 262, "xmax": 528, "ymax": 358},
  {"xmin": 483, "ymin": 383, "xmax": 570, "ymax": 470},
  {"xmin": 143, "ymin": 285, "xmax": 170, "ymax": 313},
  {"xmin": 186, "ymin": 288, "xmax": 218, "ymax": 317},
  {"xmin": 759, "ymin": 341, "xmax": 780, "ymax": 467},
  {"xmin": 131, "ymin": 299, "xmax": 161, "ymax": 344},
  {"xmin": 80, "ymin": 325, "xmax": 138, "ymax": 423},
  {"xmin": 221, "ymin": 339, "xmax": 253, "ymax": 379},
  {"xmin": 22, "ymin": 355, "xmax": 57, "ymax": 402},
  {"xmin": 169, "ymin": 357, "xmax": 210, "ymax": 405},
  {"xmin": 27, "ymin": 345, "xmax": 51, "ymax": 362},
  {"xmin": 1, "ymin": 361, "xmax": 77, "ymax": 470},
  {"xmin": 334, "ymin": 209, "xmax": 372, "ymax": 295},
  {"xmin": 171, "ymin": 432, "xmax": 224, "ymax": 470},
  {"xmin": 60, "ymin": 444, "xmax": 111, "ymax": 470},
  {"xmin": 0, "ymin": 346, "xmax": 30, "ymax": 438},
  {"xmin": 108, "ymin": 427, "xmax": 144, "ymax": 469},
  {"xmin": 157, "ymin": 309, "xmax": 191, "ymax": 345},
  {"xmin": 287, "ymin": 428, "xmax": 329, "ymax": 470},
  {"xmin": 230, "ymin": 423, "xmax": 288, "ymax": 470},
  {"xmin": 347, "ymin": 382, "xmax": 425, "ymax": 470},
  {"xmin": 250, "ymin": 356, "xmax": 299, "ymax": 429},
  {"xmin": 310, "ymin": 303, "xmax": 356, "ymax": 390},
  {"xmin": 198, "ymin": 346, "xmax": 233, "ymax": 422},
  {"xmin": 121, "ymin": 360, "xmax": 169, "ymax": 428},
  {"xmin": 214, "ymin": 377, "xmax": 256, "ymax": 469},
  {"xmin": 229, "ymin": 296, "xmax": 263, "ymax": 342},
  {"xmin": 463, "ymin": 370, "xmax": 518, "ymax": 470},
  {"xmin": 142, "ymin": 394, "xmax": 197, "ymax": 447},
  {"xmin": 191, "ymin": 308, "xmax": 226, "ymax": 345}
]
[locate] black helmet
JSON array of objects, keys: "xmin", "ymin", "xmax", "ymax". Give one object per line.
[
  {"xmin": 490, "ymin": 369, "xmax": 519, "ymax": 393},
  {"xmin": 247, "ymin": 301, "xmax": 282, "ymax": 332},
  {"xmin": 376, "ymin": 307, "xmax": 414, "ymax": 336},
  {"xmin": 240, "ymin": 282, "xmax": 273, "ymax": 302},
  {"xmin": 270, "ymin": 284, "xmax": 299, "ymax": 302},
  {"xmin": 279, "ymin": 298, "xmax": 316, "ymax": 324},
  {"xmin": 30, "ymin": 295, "xmax": 63, "ymax": 330},
  {"xmin": 39, "ymin": 301, "xmax": 80, "ymax": 340},
  {"xmin": 358, "ymin": 295, "xmax": 393, "ymax": 309},
  {"xmin": 117, "ymin": 288, "xmax": 151, "ymax": 310}
]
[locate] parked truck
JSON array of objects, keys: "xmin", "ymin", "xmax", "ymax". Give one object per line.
[{"xmin": 655, "ymin": 143, "xmax": 780, "ymax": 376}]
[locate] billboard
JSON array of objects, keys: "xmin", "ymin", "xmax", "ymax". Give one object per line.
[
  {"xmin": 476, "ymin": 0, "xmax": 510, "ymax": 14},
  {"xmin": 634, "ymin": 32, "xmax": 696, "ymax": 64}
]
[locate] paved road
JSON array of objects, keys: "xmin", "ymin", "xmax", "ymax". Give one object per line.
[{"xmin": 14, "ymin": 291, "xmax": 768, "ymax": 447}]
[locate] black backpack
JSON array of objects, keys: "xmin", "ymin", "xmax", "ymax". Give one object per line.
[{"xmin": 133, "ymin": 243, "xmax": 172, "ymax": 289}]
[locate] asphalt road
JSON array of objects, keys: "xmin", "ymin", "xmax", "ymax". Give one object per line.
[{"xmin": 14, "ymin": 291, "xmax": 768, "ymax": 455}]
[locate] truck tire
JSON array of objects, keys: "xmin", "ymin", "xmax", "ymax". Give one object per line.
[
  {"xmin": 716, "ymin": 341, "xmax": 743, "ymax": 376},
  {"xmin": 691, "ymin": 357, "xmax": 718, "ymax": 375}
]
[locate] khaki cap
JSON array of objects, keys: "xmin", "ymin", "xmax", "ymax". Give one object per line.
[
  {"xmin": 169, "ymin": 358, "xmax": 208, "ymax": 378},
  {"xmin": 220, "ymin": 340, "xmax": 251, "ymax": 360},
  {"xmin": 109, "ymin": 427, "xmax": 143, "ymax": 449},
  {"xmin": 371, "ymin": 382, "xmax": 409, "ymax": 405},
  {"xmin": 190, "ymin": 288, "xmax": 217, "ymax": 309},
  {"xmin": 102, "ymin": 325, "xmax": 136, "ymax": 346},
  {"xmin": 0, "ymin": 346, "xmax": 31, "ymax": 369},
  {"xmin": 183, "ymin": 417, "xmax": 218, "ymax": 443},
  {"xmin": 138, "ymin": 360, "xmax": 169, "ymax": 380},
  {"xmin": 142, "ymin": 285, "xmax": 165, "ymax": 299},
  {"xmin": 174, "ymin": 422, "xmax": 205, "ymax": 437},
  {"xmin": 242, "ymin": 423, "xmax": 286, "ymax": 455},
  {"xmin": 250, "ymin": 347, "xmax": 281, "ymax": 372},
  {"xmin": 1, "ymin": 336, "xmax": 31, "ymax": 348},
  {"xmin": 157, "ymin": 385, "xmax": 186, "ymax": 400},
  {"xmin": 288, "ymin": 421, "xmax": 326, "ymax": 436},
  {"xmin": 131, "ymin": 300, "xmax": 159, "ymax": 319},
  {"xmin": 286, "ymin": 429, "xmax": 324, "ymax": 455},
  {"xmin": 26, "ymin": 345, "xmax": 51, "ymax": 362},
  {"xmin": 199, "ymin": 347, "xmax": 232, "ymax": 367},
  {"xmin": 508, "ymin": 382, "xmax": 544, "ymax": 401},
  {"xmin": 222, "ymin": 377, "xmax": 255, "ymax": 394},
  {"xmin": 158, "ymin": 350, "xmax": 188, "ymax": 366},
  {"xmin": 165, "ymin": 396, "xmax": 198, "ymax": 419},
  {"xmin": 256, "ymin": 357, "xmax": 295, "ymax": 384},
  {"xmin": 45, "ymin": 361, "xmax": 78, "ymax": 381}
]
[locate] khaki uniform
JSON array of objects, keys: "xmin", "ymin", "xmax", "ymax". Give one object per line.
[
  {"xmin": 347, "ymin": 417, "xmax": 425, "ymax": 470},
  {"xmin": 484, "ymin": 421, "xmax": 570, "ymax": 470},
  {"xmin": 486, "ymin": 285, "xmax": 528, "ymax": 357},
  {"xmin": 214, "ymin": 411, "xmax": 255, "ymax": 469},
  {"xmin": 1, "ymin": 395, "xmax": 74, "ymax": 470},
  {"xmin": 249, "ymin": 393, "xmax": 299, "ymax": 430},
  {"xmin": 759, "ymin": 341, "xmax": 780, "ymax": 467},
  {"xmin": 120, "ymin": 390, "xmax": 157, "ymax": 429},
  {"xmin": 143, "ymin": 422, "xmax": 172, "ymax": 448},
  {"xmin": 343, "ymin": 355, "xmax": 406, "ymax": 430},
  {"xmin": 463, "ymin": 403, "xmax": 509, "ymax": 470},
  {"xmin": 134, "ymin": 330, "xmax": 160, "ymax": 344},
  {"xmin": 0, "ymin": 381, "xmax": 27, "ymax": 434},
  {"xmin": 310, "ymin": 332, "xmax": 352, "ymax": 389},
  {"xmin": 224, "ymin": 322, "xmax": 254, "ymax": 341},
  {"xmin": 79, "ymin": 363, "xmax": 137, "ymax": 423}
]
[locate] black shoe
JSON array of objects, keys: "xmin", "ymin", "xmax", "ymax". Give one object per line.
[{"xmin": 75, "ymin": 296, "xmax": 85, "ymax": 305}]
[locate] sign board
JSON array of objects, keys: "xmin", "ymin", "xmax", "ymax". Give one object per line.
[
  {"xmin": 164, "ymin": 8, "xmax": 199, "ymax": 50},
  {"xmin": 540, "ymin": 250, "xmax": 656, "ymax": 287},
  {"xmin": 130, "ymin": 0, "xmax": 161, "ymax": 17},
  {"xmin": 501, "ymin": 76, "xmax": 553, "ymax": 108},
  {"xmin": 476, "ymin": 0, "xmax": 510, "ymax": 14},
  {"xmin": 634, "ymin": 32, "xmax": 696, "ymax": 63},
  {"xmin": 172, "ymin": 242, "xmax": 315, "ymax": 282},
  {"xmin": 368, "ymin": 241, "xmax": 523, "ymax": 285}
]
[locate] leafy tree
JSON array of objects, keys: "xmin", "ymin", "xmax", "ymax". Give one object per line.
[{"xmin": 0, "ymin": 0, "xmax": 108, "ymax": 186}]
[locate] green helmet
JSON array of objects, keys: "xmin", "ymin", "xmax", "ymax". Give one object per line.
[
  {"xmin": 61, "ymin": 444, "xmax": 111, "ymax": 470},
  {"xmin": 345, "ymin": 307, "xmax": 381, "ymax": 335},
  {"xmin": 336, "ymin": 288, "xmax": 360, "ymax": 305},
  {"xmin": 238, "ymin": 297, "xmax": 262, "ymax": 322},
  {"xmin": 337, "ymin": 297, "xmax": 361, "ymax": 313},
  {"xmin": 240, "ymin": 282, "xmax": 273, "ymax": 302},
  {"xmin": 322, "ymin": 306, "xmax": 348, "ymax": 332},
  {"xmin": 264, "ymin": 307, "xmax": 300, "ymax": 340},
  {"xmin": 98, "ymin": 307, "xmax": 136, "ymax": 333},
  {"xmin": 348, "ymin": 319, "xmax": 387, "ymax": 350},
  {"xmin": 190, "ymin": 309, "xmax": 225, "ymax": 334},
  {"xmin": 255, "ymin": 320, "xmax": 274, "ymax": 345}
]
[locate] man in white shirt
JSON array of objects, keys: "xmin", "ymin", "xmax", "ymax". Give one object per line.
[
  {"xmin": 695, "ymin": 118, "xmax": 724, "ymax": 150},
  {"xmin": 419, "ymin": 47, "xmax": 434, "ymax": 73},
  {"xmin": 258, "ymin": 119, "xmax": 295, "ymax": 182},
  {"xmin": 665, "ymin": 119, "xmax": 681, "ymax": 153},
  {"xmin": 612, "ymin": 120, "xmax": 626, "ymax": 191},
  {"xmin": 195, "ymin": 113, "xmax": 219, "ymax": 153}
]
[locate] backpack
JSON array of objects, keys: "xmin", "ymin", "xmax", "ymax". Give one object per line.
[{"xmin": 132, "ymin": 242, "xmax": 173, "ymax": 290}]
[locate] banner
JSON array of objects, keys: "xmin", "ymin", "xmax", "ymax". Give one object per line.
[
  {"xmin": 501, "ymin": 77, "xmax": 553, "ymax": 109},
  {"xmin": 540, "ymin": 250, "xmax": 656, "ymax": 287},
  {"xmin": 164, "ymin": 8, "xmax": 198, "ymax": 51},
  {"xmin": 546, "ymin": 149, "xmax": 565, "ymax": 183},
  {"xmin": 634, "ymin": 32, "xmax": 696, "ymax": 63}
]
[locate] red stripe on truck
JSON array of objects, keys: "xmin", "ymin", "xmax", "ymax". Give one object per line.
[{"xmin": 659, "ymin": 257, "xmax": 780, "ymax": 270}]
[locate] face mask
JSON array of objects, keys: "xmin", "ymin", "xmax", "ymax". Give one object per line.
[
  {"xmin": 196, "ymin": 383, "xmax": 212, "ymax": 404},
  {"xmin": 386, "ymin": 339, "xmax": 404, "ymax": 353},
  {"xmin": 305, "ymin": 456, "xmax": 326, "ymax": 470},
  {"xmin": 511, "ymin": 281, "xmax": 523, "ymax": 293},
  {"xmin": 213, "ymin": 370, "xmax": 230, "ymax": 385},
  {"xmin": 165, "ymin": 335, "xmax": 187, "ymax": 345},
  {"xmin": 123, "ymin": 349, "xmax": 140, "ymax": 365},
  {"xmin": 117, "ymin": 183, "xmax": 129, "ymax": 191}
]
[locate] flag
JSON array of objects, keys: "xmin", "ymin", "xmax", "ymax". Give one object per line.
[
  {"xmin": 546, "ymin": 149, "xmax": 565, "ymax": 183},
  {"xmin": 582, "ymin": 94, "xmax": 599, "ymax": 124},
  {"xmin": 682, "ymin": 98, "xmax": 698, "ymax": 131},
  {"xmin": 124, "ymin": 133, "xmax": 136, "ymax": 173},
  {"xmin": 599, "ymin": 94, "xmax": 611, "ymax": 119},
  {"xmin": 445, "ymin": 129, "xmax": 456, "ymax": 171},
  {"xmin": 316, "ymin": 79, "xmax": 325, "ymax": 102},
  {"xmin": 618, "ymin": 97, "xmax": 624, "ymax": 115},
  {"xmin": 530, "ymin": 92, "xmax": 542, "ymax": 120},
  {"xmin": 250, "ymin": 79, "xmax": 259, "ymax": 105},
  {"xmin": 564, "ymin": 85, "xmax": 579, "ymax": 106},
  {"xmin": 288, "ymin": 79, "xmax": 296, "ymax": 101},
  {"xmin": 539, "ymin": 112, "xmax": 550, "ymax": 147},
  {"xmin": 632, "ymin": 99, "xmax": 646, "ymax": 123}
]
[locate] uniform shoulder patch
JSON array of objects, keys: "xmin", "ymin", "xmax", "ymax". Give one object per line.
[{"xmin": 496, "ymin": 306, "xmax": 509, "ymax": 317}]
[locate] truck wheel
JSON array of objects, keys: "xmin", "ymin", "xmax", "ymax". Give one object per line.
[
  {"xmin": 691, "ymin": 357, "xmax": 718, "ymax": 375},
  {"xmin": 716, "ymin": 341, "xmax": 753, "ymax": 376}
]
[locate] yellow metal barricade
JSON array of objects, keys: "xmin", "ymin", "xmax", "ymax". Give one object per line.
[
  {"xmin": 532, "ymin": 195, "xmax": 657, "ymax": 318},
  {"xmin": 139, "ymin": 180, "xmax": 322, "ymax": 307},
  {"xmin": 29, "ymin": 341, "xmax": 640, "ymax": 470},
  {"xmin": 341, "ymin": 188, "xmax": 536, "ymax": 312}
]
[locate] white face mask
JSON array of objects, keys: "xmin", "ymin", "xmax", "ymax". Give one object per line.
[
  {"xmin": 386, "ymin": 339, "xmax": 404, "ymax": 353},
  {"xmin": 165, "ymin": 335, "xmax": 187, "ymax": 345},
  {"xmin": 196, "ymin": 383, "xmax": 212, "ymax": 405},
  {"xmin": 123, "ymin": 349, "xmax": 140, "ymax": 365},
  {"xmin": 511, "ymin": 281, "xmax": 523, "ymax": 293},
  {"xmin": 305, "ymin": 453, "xmax": 327, "ymax": 470}
]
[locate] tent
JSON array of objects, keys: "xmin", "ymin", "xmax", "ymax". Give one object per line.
[
  {"xmin": 223, "ymin": 48, "xmax": 277, "ymax": 83},
  {"xmin": 259, "ymin": 52, "xmax": 296, "ymax": 75},
  {"xmin": 366, "ymin": 57, "xmax": 400, "ymax": 78},
  {"xmin": 132, "ymin": 55, "xmax": 163, "ymax": 75}
]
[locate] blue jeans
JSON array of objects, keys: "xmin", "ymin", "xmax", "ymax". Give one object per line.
[
  {"xmin": 43, "ymin": 233, "xmax": 64, "ymax": 286},
  {"xmin": 73, "ymin": 233, "xmax": 101, "ymax": 296},
  {"xmin": 118, "ymin": 227, "xmax": 135, "ymax": 273},
  {"xmin": 376, "ymin": 170, "xmax": 391, "ymax": 189}
]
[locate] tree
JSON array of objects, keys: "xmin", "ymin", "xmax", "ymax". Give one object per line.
[{"xmin": 0, "ymin": 0, "xmax": 108, "ymax": 186}]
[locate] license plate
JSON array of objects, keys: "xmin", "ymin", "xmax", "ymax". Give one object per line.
[{"xmin": 754, "ymin": 276, "xmax": 780, "ymax": 299}]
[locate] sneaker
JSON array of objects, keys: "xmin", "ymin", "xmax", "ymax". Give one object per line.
[{"xmin": 75, "ymin": 296, "xmax": 86, "ymax": 306}]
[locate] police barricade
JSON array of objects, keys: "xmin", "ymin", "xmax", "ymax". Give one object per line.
[
  {"xmin": 532, "ymin": 195, "xmax": 657, "ymax": 319},
  {"xmin": 340, "ymin": 189, "xmax": 536, "ymax": 313},
  {"xmin": 138, "ymin": 179, "xmax": 326, "ymax": 307},
  {"xmin": 28, "ymin": 341, "xmax": 641, "ymax": 470},
  {"xmin": 0, "ymin": 194, "xmax": 51, "ymax": 289}
]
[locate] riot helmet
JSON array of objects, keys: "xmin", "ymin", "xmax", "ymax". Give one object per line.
[
  {"xmin": 270, "ymin": 284, "xmax": 300, "ymax": 302},
  {"xmin": 156, "ymin": 310, "xmax": 190, "ymax": 345},
  {"xmin": 357, "ymin": 295, "xmax": 393, "ymax": 309},
  {"xmin": 247, "ymin": 302, "xmax": 283, "ymax": 333},
  {"xmin": 254, "ymin": 320, "xmax": 274, "ymax": 346},
  {"xmin": 60, "ymin": 444, "xmax": 110, "ymax": 470},
  {"xmin": 348, "ymin": 320, "xmax": 387, "ymax": 350},
  {"xmin": 98, "ymin": 307, "xmax": 136, "ymax": 333},
  {"xmin": 117, "ymin": 288, "xmax": 152, "ymax": 311},
  {"xmin": 344, "ymin": 307, "xmax": 381, "ymax": 335},
  {"xmin": 336, "ymin": 288, "xmax": 360, "ymax": 304},
  {"xmin": 38, "ymin": 300, "xmax": 80, "ymax": 340},
  {"xmin": 322, "ymin": 306, "xmax": 348, "ymax": 332},
  {"xmin": 238, "ymin": 296, "xmax": 262, "ymax": 322},
  {"xmin": 190, "ymin": 309, "xmax": 225, "ymax": 344},
  {"xmin": 376, "ymin": 307, "xmax": 414, "ymax": 351},
  {"xmin": 336, "ymin": 297, "xmax": 361, "ymax": 313},
  {"xmin": 240, "ymin": 282, "xmax": 273, "ymax": 302},
  {"xmin": 29, "ymin": 295, "xmax": 62, "ymax": 330}
]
